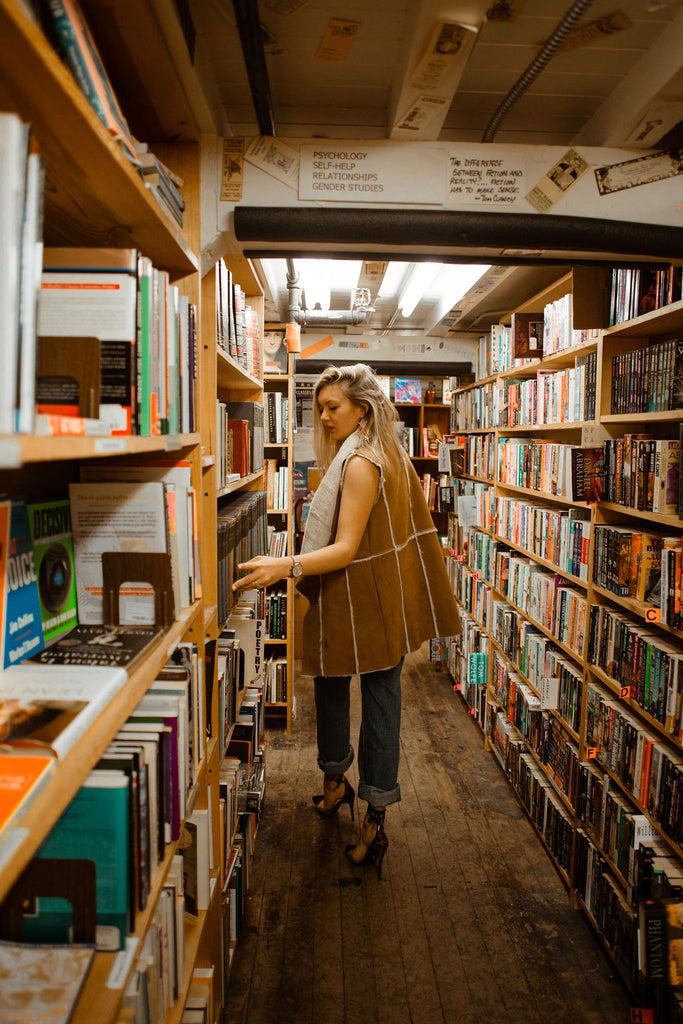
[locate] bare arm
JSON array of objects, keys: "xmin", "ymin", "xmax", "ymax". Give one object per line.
[{"xmin": 232, "ymin": 454, "xmax": 380, "ymax": 591}]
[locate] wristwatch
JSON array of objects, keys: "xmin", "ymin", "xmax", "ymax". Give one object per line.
[{"xmin": 289, "ymin": 556, "xmax": 303, "ymax": 579}]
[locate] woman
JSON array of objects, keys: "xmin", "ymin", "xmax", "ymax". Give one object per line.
[{"xmin": 234, "ymin": 364, "xmax": 460, "ymax": 877}]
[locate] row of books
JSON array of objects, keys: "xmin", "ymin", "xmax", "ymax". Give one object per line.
[
  {"xmin": 265, "ymin": 389, "xmax": 289, "ymax": 443},
  {"xmin": 264, "ymin": 588, "xmax": 288, "ymax": 640},
  {"xmin": 588, "ymin": 602, "xmax": 683, "ymax": 735},
  {"xmin": 585, "ymin": 681, "xmax": 683, "ymax": 847},
  {"xmin": 1, "ymin": 463, "xmax": 199, "ymax": 670},
  {"xmin": 592, "ymin": 524, "xmax": 676, "ymax": 604},
  {"xmin": 215, "ymin": 258, "xmax": 261, "ymax": 378},
  {"xmin": 448, "ymin": 558, "xmax": 492, "ymax": 631},
  {"xmin": 38, "ymin": 248, "xmax": 198, "ymax": 437},
  {"xmin": 508, "ymin": 680, "xmax": 580, "ymax": 807},
  {"xmin": 263, "ymin": 653, "xmax": 288, "ymax": 704},
  {"xmin": 216, "ymin": 491, "xmax": 268, "ymax": 627},
  {"xmin": 496, "ymin": 437, "xmax": 578, "ymax": 500},
  {"xmin": 610, "ymin": 265, "xmax": 683, "ymax": 326},
  {"xmin": 267, "ymin": 528, "xmax": 288, "ymax": 557},
  {"xmin": 265, "ymin": 460, "xmax": 289, "ymax": 511},
  {"xmin": 500, "ymin": 353, "xmax": 596, "ymax": 427},
  {"xmin": 502, "ymin": 554, "xmax": 587, "ymax": 658},
  {"xmin": 611, "ymin": 337, "xmax": 683, "ymax": 415},
  {"xmin": 449, "ymin": 431, "xmax": 495, "ymax": 481},
  {"xmin": 494, "ymin": 495, "xmax": 591, "ymax": 582},
  {"xmin": 602, "ymin": 435, "xmax": 680, "ymax": 515},
  {"xmin": 542, "ymin": 293, "xmax": 600, "ymax": 357}
]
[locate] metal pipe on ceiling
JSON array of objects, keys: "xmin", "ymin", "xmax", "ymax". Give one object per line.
[
  {"xmin": 285, "ymin": 258, "xmax": 367, "ymax": 326},
  {"xmin": 481, "ymin": 0, "xmax": 597, "ymax": 143},
  {"xmin": 231, "ymin": 0, "xmax": 276, "ymax": 136}
]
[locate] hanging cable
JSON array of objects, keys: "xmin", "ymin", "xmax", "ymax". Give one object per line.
[{"xmin": 482, "ymin": 0, "xmax": 596, "ymax": 142}]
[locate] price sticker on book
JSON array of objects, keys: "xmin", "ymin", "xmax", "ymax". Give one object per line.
[{"xmin": 645, "ymin": 607, "xmax": 661, "ymax": 623}]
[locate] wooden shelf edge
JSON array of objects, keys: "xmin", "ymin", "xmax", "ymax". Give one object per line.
[
  {"xmin": 0, "ymin": 602, "xmax": 203, "ymax": 902},
  {"xmin": 0, "ymin": 432, "xmax": 201, "ymax": 469}
]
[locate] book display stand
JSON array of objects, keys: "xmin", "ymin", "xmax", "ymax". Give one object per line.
[{"xmin": 102, "ymin": 551, "xmax": 175, "ymax": 627}]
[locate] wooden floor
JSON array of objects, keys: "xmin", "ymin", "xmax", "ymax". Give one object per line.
[{"xmin": 224, "ymin": 646, "xmax": 634, "ymax": 1024}]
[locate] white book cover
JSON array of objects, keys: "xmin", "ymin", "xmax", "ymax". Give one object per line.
[
  {"xmin": 79, "ymin": 461, "xmax": 193, "ymax": 611},
  {"xmin": 0, "ymin": 114, "xmax": 30, "ymax": 434},
  {"xmin": 69, "ymin": 481, "xmax": 167, "ymax": 624},
  {"xmin": 0, "ymin": 663, "xmax": 127, "ymax": 758}
]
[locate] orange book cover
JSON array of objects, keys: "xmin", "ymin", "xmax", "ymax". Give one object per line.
[{"xmin": 0, "ymin": 752, "xmax": 56, "ymax": 835}]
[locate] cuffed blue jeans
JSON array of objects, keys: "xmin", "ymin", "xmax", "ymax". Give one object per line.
[{"xmin": 314, "ymin": 658, "xmax": 404, "ymax": 807}]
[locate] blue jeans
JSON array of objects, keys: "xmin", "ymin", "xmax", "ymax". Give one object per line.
[{"xmin": 314, "ymin": 658, "xmax": 404, "ymax": 807}]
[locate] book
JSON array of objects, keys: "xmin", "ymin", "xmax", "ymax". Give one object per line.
[
  {"xmin": 30, "ymin": 623, "xmax": 162, "ymax": 667},
  {"xmin": 179, "ymin": 807, "xmax": 211, "ymax": 916},
  {"xmin": 26, "ymin": 769, "xmax": 131, "ymax": 950},
  {"xmin": 38, "ymin": 247, "xmax": 139, "ymax": 435},
  {"xmin": 0, "ymin": 113, "xmax": 30, "ymax": 435},
  {"xmin": 394, "ymin": 377, "xmax": 421, "ymax": 403},
  {"xmin": 0, "ymin": 940, "xmax": 95, "ymax": 1024},
  {"xmin": 570, "ymin": 447, "xmax": 604, "ymax": 503},
  {"xmin": 16, "ymin": 144, "xmax": 45, "ymax": 435},
  {"xmin": 40, "ymin": 0, "xmax": 139, "ymax": 165},
  {"xmin": 69, "ymin": 481, "xmax": 169, "ymax": 624},
  {"xmin": 0, "ymin": 662, "xmax": 128, "ymax": 757},
  {"xmin": 2, "ymin": 495, "xmax": 45, "ymax": 668},
  {"xmin": 511, "ymin": 311, "xmax": 544, "ymax": 359},
  {"xmin": 0, "ymin": 750, "xmax": 57, "ymax": 839},
  {"xmin": 27, "ymin": 497, "xmax": 78, "ymax": 644}
]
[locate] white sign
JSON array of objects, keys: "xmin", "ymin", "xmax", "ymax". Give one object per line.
[
  {"xmin": 447, "ymin": 149, "xmax": 527, "ymax": 206},
  {"xmin": 299, "ymin": 144, "xmax": 445, "ymax": 204}
]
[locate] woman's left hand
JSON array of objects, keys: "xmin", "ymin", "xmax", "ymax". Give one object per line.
[{"xmin": 233, "ymin": 555, "xmax": 290, "ymax": 591}]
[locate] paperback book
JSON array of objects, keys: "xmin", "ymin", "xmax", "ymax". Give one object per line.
[
  {"xmin": 30, "ymin": 624, "xmax": 162, "ymax": 667},
  {"xmin": 2, "ymin": 496, "xmax": 45, "ymax": 669}
]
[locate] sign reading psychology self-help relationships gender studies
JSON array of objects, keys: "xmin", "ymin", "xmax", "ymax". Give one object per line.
[{"xmin": 298, "ymin": 144, "xmax": 445, "ymax": 204}]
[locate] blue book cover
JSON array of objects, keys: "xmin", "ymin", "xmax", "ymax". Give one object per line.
[
  {"xmin": 25, "ymin": 770, "xmax": 131, "ymax": 951},
  {"xmin": 3, "ymin": 496, "xmax": 45, "ymax": 668}
]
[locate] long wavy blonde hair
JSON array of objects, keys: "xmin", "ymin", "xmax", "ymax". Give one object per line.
[{"xmin": 312, "ymin": 363, "xmax": 403, "ymax": 471}]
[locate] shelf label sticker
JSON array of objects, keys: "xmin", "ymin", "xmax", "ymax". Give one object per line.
[
  {"xmin": 0, "ymin": 439, "xmax": 22, "ymax": 469},
  {"xmin": 586, "ymin": 747, "xmax": 599, "ymax": 759},
  {"xmin": 620, "ymin": 685, "xmax": 633, "ymax": 700},
  {"xmin": 630, "ymin": 1010, "xmax": 655, "ymax": 1024},
  {"xmin": 454, "ymin": 683, "xmax": 462, "ymax": 691},
  {"xmin": 94, "ymin": 438, "xmax": 126, "ymax": 454},
  {"xmin": 645, "ymin": 607, "xmax": 661, "ymax": 623},
  {"xmin": 468, "ymin": 707, "xmax": 476, "ymax": 716}
]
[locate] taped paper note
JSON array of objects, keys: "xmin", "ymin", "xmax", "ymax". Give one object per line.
[
  {"xmin": 409, "ymin": 22, "xmax": 476, "ymax": 92},
  {"xmin": 594, "ymin": 149, "xmax": 683, "ymax": 195},
  {"xmin": 395, "ymin": 95, "xmax": 449, "ymax": 133},
  {"xmin": 448, "ymin": 150, "xmax": 526, "ymax": 205},
  {"xmin": 245, "ymin": 136, "xmax": 299, "ymax": 189},
  {"xmin": 486, "ymin": 0, "xmax": 526, "ymax": 20},
  {"xmin": 559, "ymin": 11, "xmax": 632, "ymax": 51},
  {"xmin": 315, "ymin": 18, "xmax": 361, "ymax": 61},
  {"xmin": 525, "ymin": 147, "xmax": 591, "ymax": 212},
  {"xmin": 221, "ymin": 138, "xmax": 244, "ymax": 202}
]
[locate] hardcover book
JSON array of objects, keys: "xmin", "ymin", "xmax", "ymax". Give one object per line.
[
  {"xmin": 31, "ymin": 623, "xmax": 162, "ymax": 667},
  {"xmin": 27, "ymin": 497, "xmax": 78, "ymax": 644},
  {"xmin": 570, "ymin": 447, "xmax": 604, "ymax": 503}
]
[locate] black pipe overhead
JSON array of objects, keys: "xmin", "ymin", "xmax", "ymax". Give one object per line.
[
  {"xmin": 234, "ymin": 206, "xmax": 683, "ymax": 262},
  {"xmin": 231, "ymin": 0, "xmax": 276, "ymax": 136}
]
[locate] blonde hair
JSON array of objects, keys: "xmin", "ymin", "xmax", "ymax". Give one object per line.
[{"xmin": 313, "ymin": 363, "xmax": 403, "ymax": 471}]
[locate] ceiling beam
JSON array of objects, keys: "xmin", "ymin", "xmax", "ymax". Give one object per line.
[
  {"xmin": 572, "ymin": 3, "xmax": 683, "ymax": 147},
  {"xmin": 387, "ymin": 1, "xmax": 489, "ymax": 141}
]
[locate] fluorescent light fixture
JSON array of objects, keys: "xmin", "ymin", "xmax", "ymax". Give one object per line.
[
  {"xmin": 297, "ymin": 258, "xmax": 362, "ymax": 311},
  {"xmin": 399, "ymin": 262, "xmax": 441, "ymax": 317},
  {"xmin": 377, "ymin": 261, "xmax": 407, "ymax": 299}
]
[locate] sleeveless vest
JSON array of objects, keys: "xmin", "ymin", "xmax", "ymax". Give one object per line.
[{"xmin": 297, "ymin": 447, "xmax": 461, "ymax": 677}]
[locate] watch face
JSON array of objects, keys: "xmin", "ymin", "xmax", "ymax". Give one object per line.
[{"xmin": 292, "ymin": 560, "xmax": 303, "ymax": 578}]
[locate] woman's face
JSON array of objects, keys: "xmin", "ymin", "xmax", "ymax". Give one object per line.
[{"xmin": 317, "ymin": 383, "xmax": 366, "ymax": 444}]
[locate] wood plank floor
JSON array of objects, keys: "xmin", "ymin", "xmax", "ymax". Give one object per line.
[{"xmin": 224, "ymin": 646, "xmax": 634, "ymax": 1024}]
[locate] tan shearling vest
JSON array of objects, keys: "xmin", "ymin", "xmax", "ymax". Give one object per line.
[{"xmin": 297, "ymin": 447, "xmax": 461, "ymax": 677}]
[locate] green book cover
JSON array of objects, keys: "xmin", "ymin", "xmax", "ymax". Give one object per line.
[
  {"xmin": 26, "ymin": 771, "xmax": 130, "ymax": 951},
  {"xmin": 28, "ymin": 497, "xmax": 78, "ymax": 643}
]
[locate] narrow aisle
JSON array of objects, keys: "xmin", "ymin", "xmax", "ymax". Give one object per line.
[{"xmin": 225, "ymin": 647, "xmax": 633, "ymax": 1024}]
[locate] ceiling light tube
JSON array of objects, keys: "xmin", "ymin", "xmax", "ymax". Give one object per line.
[{"xmin": 399, "ymin": 262, "xmax": 441, "ymax": 317}]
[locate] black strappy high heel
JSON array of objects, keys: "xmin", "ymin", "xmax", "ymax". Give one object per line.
[
  {"xmin": 345, "ymin": 805, "xmax": 388, "ymax": 879},
  {"xmin": 312, "ymin": 773, "xmax": 355, "ymax": 819}
]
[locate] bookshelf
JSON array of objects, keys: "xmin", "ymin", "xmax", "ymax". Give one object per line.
[
  {"xmin": 446, "ymin": 269, "xmax": 683, "ymax": 1008},
  {"xmin": 391, "ymin": 376, "xmax": 453, "ymax": 527},
  {"xmin": 263, "ymin": 358, "xmax": 294, "ymax": 731},
  {"xmin": 0, "ymin": 3, "xmax": 264, "ymax": 1022}
]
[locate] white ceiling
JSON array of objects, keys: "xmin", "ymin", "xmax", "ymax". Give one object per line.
[
  {"xmin": 185, "ymin": 0, "xmax": 683, "ymax": 335},
  {"xmin": 189, "ymin": 0, "xmax": 683, "ymax": 146}
]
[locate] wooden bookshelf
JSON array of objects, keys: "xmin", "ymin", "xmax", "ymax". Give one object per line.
[{"xmin": 447, "ymin": 268, "xmax": 683, "ymax": 1000}]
